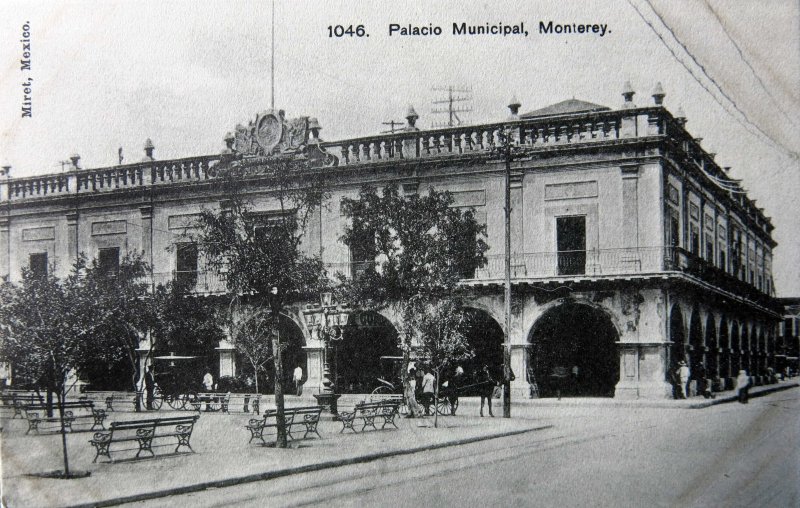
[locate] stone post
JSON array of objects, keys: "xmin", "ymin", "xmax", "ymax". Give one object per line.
[
  {"xmin": 303, "ymin": 346, "xmax": 324, "ymax": 394},
  {"xmin": 216, "ymin": 338, "xmax": 236, "ymax": 378}
]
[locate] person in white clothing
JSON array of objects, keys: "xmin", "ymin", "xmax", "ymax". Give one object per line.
[
  {"xmin": 421, "ymin": 369, "xmax": 435, "ymax": 415},
  {"xmin": 293, "ymin": 366, "xmax": 303, "ymax": 396},
  {"xmin": 676, "ymin": 361, "xmax": 690, "ymax": 399}
]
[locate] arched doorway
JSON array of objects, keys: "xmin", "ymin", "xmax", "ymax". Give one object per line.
[
  {"xmin": 688, "ymin": 309, "xmax": 703, "ymax": 385},
  {"xmin": 460, "ymin": 308, "xmax": 504, "ymax": 389},
  {"xmin": 731, "ymin": 322, "xmax": 741, "ymax": 375},
  {"xmin": 719, "ymin": 318, "xmax": 730, "ymax": 380},
  {"xmin": 335, "ymin": 311, "xmax": 399, "ymax": 394},
  {"xmin": 705, "ymin": 315, "xmax": 718, "ymax": 383},
  {"xmin": 669, "ymin": 305, "xmax": 686, "ymax": 381},
  {"xmin": 237, "ymin": 314, "xmax": 306, "ymax": 394},
  {"xmin": 528, "ymin": 303, "xmax": 619, "ymax": 397},
  {"xmin": 742, "ymin": 326, "xmax": 751, "ymax": 376}
]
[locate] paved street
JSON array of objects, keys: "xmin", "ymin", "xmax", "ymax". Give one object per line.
[{"xmin": 133, "ymin": 388, "xmax": 800, "ymax": 508}]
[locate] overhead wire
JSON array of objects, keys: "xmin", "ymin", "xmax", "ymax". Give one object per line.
[
  {"xmin": 702, "ymin": 1, "xmax": 800, "ymax": 132},
  {"xmin": 635, "ymin": 0, "xmax": 796, "ymax": 158}
]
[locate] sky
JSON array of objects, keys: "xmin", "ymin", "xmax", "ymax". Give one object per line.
[{"xmin": 0, "ymin": 0, "xmax": 798, "ymax": 295}]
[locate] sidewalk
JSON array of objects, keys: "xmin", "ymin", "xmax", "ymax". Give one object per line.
[
  {"xmin": 2, "ymin": 380, "xmax": 795, "ymax": 507},
  {"xmin": 0, "ymin": 407, "xmax": 547, "ymax": 507}
]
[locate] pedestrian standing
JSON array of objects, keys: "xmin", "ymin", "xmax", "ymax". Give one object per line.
[
  {"xmin": 676, "ymin": 361, "xmax": 690, "ymax": 399},
  {"xmin": 293, "ymin": 365, "xmax": 304, "ymax": 396},
  {"xmin": 421, "ymin": 368, "xmax": 435, "ymax": 415},
  {"xmin": 736, "ymin": 369, "xmax": 751, "ymax": 404},
  {"xmin": 144, "ymin": 366, "xmax": 155, "ymax": 410},
  {"xmin": 477, "ymin": 365, "xmax": 495, "ymax": 417},
  {"xmin": 526, "ymin": 365, "xmax": 537, "ymax": 399},
  {"xmin": 202, "ymin": 371, "xmax": 214, "ymax": 411},
  {"xmin": 448, "ymin": 366, "xmax": 463, "ymax": 415}
]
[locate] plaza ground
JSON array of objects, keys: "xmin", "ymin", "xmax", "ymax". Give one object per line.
[{"xmin": 1, "ymin": 381, "xmax": 797, "ymax": 507}]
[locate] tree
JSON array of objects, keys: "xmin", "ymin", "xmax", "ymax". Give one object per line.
[
  {"xmin": 339, "ymin": 184, "xmax": 488, "ymax": 417},
  {"xmin": 78, "ymin": 254, "xmax": 156, "ymax": 411},
  {"xmin": 195, "ymin": 157, "xmax": 329, "ymax": 448},
  {"xmin": 225, "ymin": 298, "xmax": 283, "ymax": 395},
  {"xmin": 405, "ymin": 296, "xmax": 474, "ymax": 427},
  {"xmin": 149, "ymin": 280, "xmax": 226, "ymax": 388},
  {"xmin": 0, "ymin": 261, "xmax": 114, "ymax": 476}
]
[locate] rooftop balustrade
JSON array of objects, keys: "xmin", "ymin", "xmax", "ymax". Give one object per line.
[{"xmin": 1, "ymin": 107, "xmax": 671, "ymax": 203}]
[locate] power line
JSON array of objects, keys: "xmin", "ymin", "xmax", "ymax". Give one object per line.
[
  {"xmin": 637, "ymin": 0, "xmax": 796, "ymax": 158},
  {"xmin": 702, "ymin": 1, "xmax": 800, "ymax": 132}
]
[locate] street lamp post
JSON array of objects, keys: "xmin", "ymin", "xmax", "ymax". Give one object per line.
[{"xmin": 313, "ymin": 292, "xmax": 346, "ymax": 415}]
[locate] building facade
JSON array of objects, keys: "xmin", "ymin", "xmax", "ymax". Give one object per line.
[{"xmin": 0, "ymin": 84, "xmax": 783, "ymax": 399}]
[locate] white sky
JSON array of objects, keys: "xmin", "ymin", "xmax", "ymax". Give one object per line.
[{"xmin": 1, "ymin": 0, "xmax": 798, "ymax": 295}]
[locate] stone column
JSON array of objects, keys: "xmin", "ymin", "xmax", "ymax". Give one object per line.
[
  {"xmin": 66, "ymin": 212, "xmax": 79, "ymax": 268},
  {"xmin": 303, "ymin": 346, "xmax": 324, "ymax": 394},
  {"xmin": 216, "ymin": 339, "xmax": 236, "ymax": 378},
  {"xmin": 615, "ymin": 342, "xmax": 673, "ymax": 399},
  {"xmin": 510, "ymin": 344, "xmax": 529, "ymax": 398}
]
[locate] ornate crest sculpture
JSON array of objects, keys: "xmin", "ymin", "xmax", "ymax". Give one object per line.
[{"xmin": 225, "ymin": 109, "xmax": 337, "ymax": 168}]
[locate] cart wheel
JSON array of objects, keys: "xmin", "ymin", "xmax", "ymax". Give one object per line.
[
  {"xmin": 185, "ymin": 392, "xmax": 201, "ymax": 411},
  {"xmin": 165, "ymin": 393, "xmax": 184, "ymax": 410},
  {"xmin": 151, "ymin": 387, "xmax": 163, "ymax": 410},
  {"xmin": 207, "ymin": 394, "xmax": 222, "ymax": 412},
  {"xmin": 435, "ymin": 397, "xmax": 450, "ymax": 415}
]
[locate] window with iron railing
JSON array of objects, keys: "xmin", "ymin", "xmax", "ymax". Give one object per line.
[{"xmin": 175, "ymin": 243, "xmax": 198, "ymax": 287}]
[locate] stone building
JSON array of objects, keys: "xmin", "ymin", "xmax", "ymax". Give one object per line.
[{"xmin": 0, "ymin": 84, "xmax": 783, "ymax": 399}]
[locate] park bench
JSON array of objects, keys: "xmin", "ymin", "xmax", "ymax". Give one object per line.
[
  {"xmin": 24, "ymin": 400, "xmax": 106, "ymax": 434},
  {"xmin": 368, "ymin": 393, "xmax": 407, "ymax": 415},
  {"xmin": 339, "ymin": 400, "xmax": 401, "ymax": 433},
  {"xmin": 245, "ymin": 405, "xmax": 323, "ymax": 445},
  {"xmin": 88, "ymin": 414, "xmax": 199, "ymax": 462},
  {"xmin": 0, "ymin": 393, "xmax": 38, "ymax": 419},
  {"xmin": 81, "ymin": 391, "xmax": 135, "ymax": 412}
]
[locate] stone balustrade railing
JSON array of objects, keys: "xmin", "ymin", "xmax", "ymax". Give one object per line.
[
  {"xmin": 2, "ymin": 155, "xmax": 223, "ymax": 201},
  {"xmin": 321, "ymin": 107, "xmax": 669, "ymax": 166},
  {"xmin": 0, "ymin": 106, "xmax": 681, "ymax": 202}
]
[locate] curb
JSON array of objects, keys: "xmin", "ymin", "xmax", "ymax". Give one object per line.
[
  {"xmin": 699, "ymin": 382, "xmax": 799, "ymax": 408},
  {"xmin": 68, "ymin": 424, "xmax": 552, "ymax": 508}
]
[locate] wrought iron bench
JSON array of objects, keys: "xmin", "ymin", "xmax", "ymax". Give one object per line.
[
  {"xmin": 88, "ymin": 414, "xmax": 199, "ymax": 462},
  {"xmin": 24, "ymin": 400, "xmax": 105, "ymax": 434},
  {"xmin": 245, "ymin": 405, "xmax": 323, "ymax": 445},
  {"xmin": 339, "ymin": 400, "xmax": 401, "ymax": 433}
]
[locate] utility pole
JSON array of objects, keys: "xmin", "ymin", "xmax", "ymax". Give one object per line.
[
  {"xmin": 502, "ymin": 127, "xmax": 512, "ymax": 419},
  {"xmin": 431, "ymin": 86, "xmax": 472, "ymax": 127},
  {"xmin": 381, "ymin": 120, "xmax": 404, "ymax": 133},
  {"xmin": 270, "ymin": 0, "xmax": 275, "ymax": 110}
]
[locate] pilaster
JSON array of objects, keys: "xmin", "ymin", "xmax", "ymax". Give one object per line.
[{"xmin": 66, "ymin": 212, "xmax": 79, "ymax": 267}]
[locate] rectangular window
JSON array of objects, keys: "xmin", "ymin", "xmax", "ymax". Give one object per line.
[
  {"xmin": 706, "ymin": 240, "xmax": 714, "ymax": 264},
  {"xmin": 98, "ymin": 247, "xmax": 120, "ymax": 275},
  {"xmin": 29, "ymin": 252, "xmax": 48, "ymax": 277},
  {"xmin": 719, "ymin": 251, "xmax": 726, "ymax": 272},
  {"xmin": 667, "ymin": 211, "xmax": 680, "ymax": 248},
  {"xmin": 176, "ymin": 243, "xmax": 198, "ymax": 287},
  {"xmin": 690, "ymin": 225, "xmax": 699, "ymax": 256},
  {"xmin": 556, "ymin": 216, "xmax": 586, "ymax": 276}
]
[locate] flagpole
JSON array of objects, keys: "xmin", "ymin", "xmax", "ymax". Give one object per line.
[{"xmin": 271, "ymin": 0, "xmax": 275, "ymax": 109}]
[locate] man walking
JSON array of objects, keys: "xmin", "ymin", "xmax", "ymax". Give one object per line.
[{"xmin": 736, "ymin": 369, "xmax": 751, "ymax": 403}]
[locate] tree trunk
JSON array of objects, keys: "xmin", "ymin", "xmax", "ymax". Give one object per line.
[
  {"xmin": 132, "ymin": 368, "xmax": 142, "ymax": 412},
  {"xmin": 58, "ymin": 386, "xmax": 70, "ymax": 476},
  {"xmin": 271, "ymin": 302, "xmax": 287, "ymax": 448}
]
